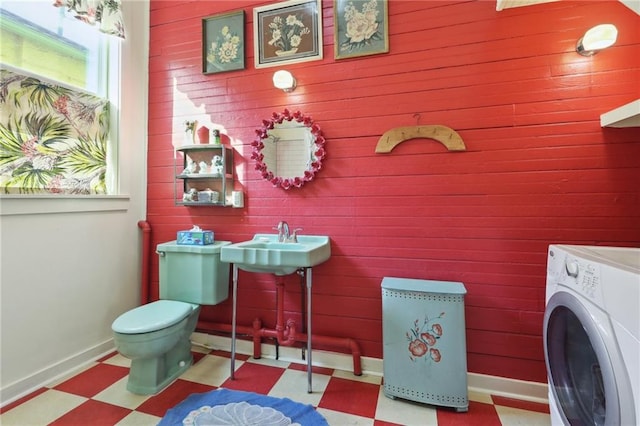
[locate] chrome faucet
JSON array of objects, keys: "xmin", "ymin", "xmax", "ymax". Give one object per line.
[
  {"xmin": 276, "ymin": 221, "xmax": 290, "ymax": 243},
  {"xmin": 275, "ymin": 221, "xmax": 302, "ymax": 243}
]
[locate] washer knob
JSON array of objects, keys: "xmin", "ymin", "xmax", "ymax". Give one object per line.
[{"xmin": 565, "ymin": 261, "xmax": 579, "ymax": 278}]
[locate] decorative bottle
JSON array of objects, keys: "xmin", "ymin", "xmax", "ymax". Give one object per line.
[{"xmin": 212, "ymin": 129, "xmax": 221, "ymax": 145}]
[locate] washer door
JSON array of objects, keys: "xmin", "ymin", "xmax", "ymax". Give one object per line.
[{"xmin": 544, "ymin": 291, "xmax": 619, "ymax": 426}]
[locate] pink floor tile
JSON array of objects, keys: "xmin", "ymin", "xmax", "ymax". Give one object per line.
[
  {"xmin": 221, "ymin": 362, "xmax": 286, "ymax": 394},
  {"xmin": 318, "ymin": 376, "xmax": 380, "ymax": 418},
  {"xmin": 53, "ymin": 364, "xmax": 129, "ymax": 398},
  {"xmin": 48, "ymin": 399, "xmax": 131, "ymax": 426},
  {"xmin": 136, "ymin": 379, "xmax": 216, "ymax": 418}
]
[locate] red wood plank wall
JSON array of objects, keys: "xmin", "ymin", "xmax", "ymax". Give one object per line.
[{"xmin": 146, "ymin": 0, "xmax": 640, "ymax": 383}]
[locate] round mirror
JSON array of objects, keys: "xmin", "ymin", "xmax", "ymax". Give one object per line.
[{"xmin": 251, "ymin": 109, "xmax": 326, "ymax": 189}]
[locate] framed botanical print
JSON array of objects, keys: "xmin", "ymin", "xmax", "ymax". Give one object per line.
[
  {"xmin": 202, "ymin": 10, "xmax": 245, "ymax": 74},
  {"xmin": 334, "ymin": 0, "xmax": 389, "ymax": 60},
  {"xmin": 253, "ymin": 0, "xmax": 323, "ymax": 68}
]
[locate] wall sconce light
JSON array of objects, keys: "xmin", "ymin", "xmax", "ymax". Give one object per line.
[
  {"xmin": 576, "ymin": 24, "xmax": 618, "ymax": 56},
  {"xmin": 273, "ymin": 70, "xmax": 296, "ymax": 92}
]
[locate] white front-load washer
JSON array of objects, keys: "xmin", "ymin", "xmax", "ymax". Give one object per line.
[{"xmin": 544, "ymin": 244, "xmax": 639, "ymax": 426}]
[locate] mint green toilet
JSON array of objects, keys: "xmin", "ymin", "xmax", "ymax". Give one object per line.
[{"xmin": 112, "ymin": 241, "xmax": 230, "ymax": 395}]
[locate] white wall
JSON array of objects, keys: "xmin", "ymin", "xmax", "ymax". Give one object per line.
[{"xmin": 0, "ymin": 0, "xmax": 150, "ymax": 406}]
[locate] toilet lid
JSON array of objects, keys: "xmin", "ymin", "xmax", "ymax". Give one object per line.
[{"xmin": 112, "ymin": 300, "xmax": 195, "ymax": 334}]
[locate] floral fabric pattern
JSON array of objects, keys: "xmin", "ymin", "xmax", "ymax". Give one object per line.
[
  {"xmin": 53, "ymin": 0, "xmax": 126, "ymax": 39},
  {"xmin": 0, "ymin": 68, "xmax": 109, "ymax": 194}
]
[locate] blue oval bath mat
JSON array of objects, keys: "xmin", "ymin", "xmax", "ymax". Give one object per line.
[{"xmin": 158, "ymin": 388, "xmax": 329, "ymax": 426}]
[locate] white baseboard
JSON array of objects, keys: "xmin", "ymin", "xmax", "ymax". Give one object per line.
[
  {"xmin": 468, "ymin": 372, "xmax": 548, "ymax": 404},
  {"xmin": 192, "ymin": 332, "xmax": 549, "ymax": 404},
  {"xmin": 1, "ymin": 339, "xmax": 116, "ymax": 408},
  {"xmin": 2, "ymin": 333, "xmax": 548, "ymax": 408}
]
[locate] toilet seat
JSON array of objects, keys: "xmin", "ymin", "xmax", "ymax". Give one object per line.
[{"xmin": 112, "ymin": 300, "xmax": 196, "ymax": 334}]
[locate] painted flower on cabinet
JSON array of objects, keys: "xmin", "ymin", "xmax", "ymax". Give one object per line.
[
  {"xmin": 339, "ymin": 0, "xmax": 383, "ymax": 52},
  {"xmin": 268, "ymin": 14, "xmax": 311, "ymax": 55},
  {"xmin": 0, "ymin": 68, "xmax": 109, "ymax": 194},
  {"xmin": 406, "ymin": 312, "xmax": 445, "ymax": 363}
]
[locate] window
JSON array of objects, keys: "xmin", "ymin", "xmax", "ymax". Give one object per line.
[
  {"xmin": 0, "ymin": 2, "xmax": 108, "ymax": 95},
  {"xmin": 0, "ymin": 1, "xmax": 119, "ymax": 195}
]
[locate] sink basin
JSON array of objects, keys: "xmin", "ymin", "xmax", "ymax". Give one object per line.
[{"xmin": 220, "ymin": 234, "xmax": 331, "ymax": 275}]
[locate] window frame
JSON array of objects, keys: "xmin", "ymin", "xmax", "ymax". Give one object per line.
[{"xmin": 0, "ymin": 0, "xmax": 149, "ymax": 216}]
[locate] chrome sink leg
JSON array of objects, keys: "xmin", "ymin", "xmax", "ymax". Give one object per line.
[
  {"xmin": 230, "ymin": 264, "xmax": 238, "ymax": 380},
  {"xmin": 306, "ymin": 267, "xmax": 313, "ymax": 393}
]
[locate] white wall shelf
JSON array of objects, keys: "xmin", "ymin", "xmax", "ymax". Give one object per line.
[{"xmin": 600, "ymin": 100, "xmax": 640, "ymax": 128}]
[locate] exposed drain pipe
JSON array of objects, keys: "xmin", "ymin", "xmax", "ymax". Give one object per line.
[
  {"xmin": 137, "ymin": 220, "xmax": 152, "ymax": 304},
  {"xmin": 197, "ymin": 319, "xmax": 362, "ymax": 376},
  {"xmin": 252, "ymin": 318, "xmax": 363, "ymax": 376},
  {"xmin": 274, "ymin": 278, "xmax": 297, "ymax": 346},
  {"xmin": 195, "ymin": 275, "xmax": 363, "ymax": 376}
]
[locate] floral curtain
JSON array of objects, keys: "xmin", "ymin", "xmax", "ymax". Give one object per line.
[
  {"xmin": 53, "ymin": 0, "xmax": 126, "ymax": 39},
  {"xmin": 0, "ymin": 68, "xmax": 110, "ymax": 194}
]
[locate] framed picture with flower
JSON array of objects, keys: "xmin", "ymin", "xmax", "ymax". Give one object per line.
[
  {"xmin": 253, "ymin": 0, "xmax": 323, "ymax": 69},
  {"xmin": 334, "ymin": 0, "xmax": 388, "ymax": 60},
  {"xmin": 202, "ymin": 10, "xmax": 245, "ymax": 74}
]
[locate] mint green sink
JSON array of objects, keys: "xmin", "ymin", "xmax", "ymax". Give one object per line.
[{"xmin": 220, "ymin": 234, "xmax": 331, "ymax": 275}]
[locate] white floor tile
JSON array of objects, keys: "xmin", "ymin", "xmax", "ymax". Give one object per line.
[
  {"xmin": 190, "ymin": 344, "xmax": 213, "ymax": 355},
  {"xmin": 93, "ymin": 376, "xmax": 151, "ymax": 410},
  {"xmin": 179, "ymin": 354, "xmax": 240, "ymax": 387},
  {"xmin": 332, "ymin": 369, "xmax": 382, "ymax": 385},
  {"xmin": 0, "ymin": 389, "xmax": 86, "ymax": 426},
  {"xmin": 469, "ymin": 389, "xmax": 494, "ymax": 404},
  {"xmin": 102, "ymin": 353, "xmax": 131, "ymax": 368},
  {"xmin": 316, "ymin": 407, "xmax": 375, "ymax": 425},
  {"xmin": 268, "ymin": 369, "xmax": 331, "ymax": 406},
  {"xmin": 495, "ymin": 405, "xmax": 551, "ymax": 426},
  {"xmin": 374, "ymin": 386, "xmax": 439, "ymax": 425},
  {"xmin": 115, "ymin": 410, "xmax": 162, "ymax": 425},
  {"xmin": 246, "ymin": 356, "xmax": 291, "ymax": 369}
]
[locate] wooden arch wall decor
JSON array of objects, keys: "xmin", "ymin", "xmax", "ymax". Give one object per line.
[{"xmin": 375, "ymin": 125, "xmax": 466, "ymax": 153}]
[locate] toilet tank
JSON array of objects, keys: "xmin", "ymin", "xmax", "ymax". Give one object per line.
[{"xmin": 156, "ymin": 240, "xmax": 231, "ymax": 305}]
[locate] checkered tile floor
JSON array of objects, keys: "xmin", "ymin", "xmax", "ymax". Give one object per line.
[{"xmin": 1, "ymin": 345, "xmax": 550, "ymax": 425}]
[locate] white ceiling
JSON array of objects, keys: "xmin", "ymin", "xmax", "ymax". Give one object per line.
[
  {"xmin": 496, "ymin": 0, "xmax": 639, "ymax": 15},
  {"xmin": 495, "ymin": 0, "xmax": 558, "ymax": 11}
]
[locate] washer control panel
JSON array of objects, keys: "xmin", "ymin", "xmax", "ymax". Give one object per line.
[
  {"xmin": 548, "ymin": 246, "xmax": 604, "ymax": 305},
  {"xmin": 567, "ymin": 259, "xmax": 600, "ymax": 299}
]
